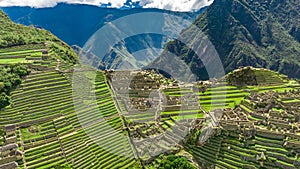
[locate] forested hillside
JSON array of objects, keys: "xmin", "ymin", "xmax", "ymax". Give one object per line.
[{"xmin": 161, "ymin": 0, "xmax": 300, "ymax": 79}]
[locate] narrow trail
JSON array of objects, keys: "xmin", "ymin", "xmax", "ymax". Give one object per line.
[{"xmin": 19, "ymin": 129, "xmax": 27, "ymax": 169}]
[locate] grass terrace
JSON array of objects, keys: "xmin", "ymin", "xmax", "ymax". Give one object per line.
[
  {"xmin": 188, "ymin": 129, "xmax": 299, "ymax": 169},
  {"xmin": 199, "ymin": 85, "xmax": 249, "ymax": 112},
  {"xmin": 0, "ymin": 70, "xmax": 73, "ymax": 126},
  {"xmin": 0, "ymin": 70, "xmax": 138, "ymax": 169},
  {"xmin": 199, "ymin": 78, "xmax": 299, "ymax": 112},
  {"xmin": 0, "ymin": 45, "xmax": 46, "ymax": 65}
]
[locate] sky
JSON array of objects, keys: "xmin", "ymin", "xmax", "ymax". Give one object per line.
[{"xmin": 0, "ymin": 0, "xmax": 214, "ymax": 12}]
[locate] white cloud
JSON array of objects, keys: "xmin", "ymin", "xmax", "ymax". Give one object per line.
[
  {"xmin": 133, "ymin": 0, "xmax": 213, "ymax": 12},
  {"xmin": 0, "ymin": 0, "xmax": 213, "ymax": 12},
  {"xmin": 0, "ymin": 0, "xmax": 126, "ymax": 8}
]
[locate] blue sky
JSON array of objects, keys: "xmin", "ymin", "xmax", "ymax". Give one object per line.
[{"xmin": 0, "ymin": 0, "xmax": 213, "ymax": 12}]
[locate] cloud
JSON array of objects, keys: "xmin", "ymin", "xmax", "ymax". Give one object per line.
[
  {"xmin": 0, "ymin": 0, "xmax": 126, "ymax": 8},
  {"xmin": 133, "ymin": 0, "xmax": 213, "ymax": 12},
  {"xmin": 0, "ymin": 0, "xmax": 213, "ymax": 12}
]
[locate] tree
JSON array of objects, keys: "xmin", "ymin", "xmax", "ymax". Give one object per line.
[
  {"xmin": 0, "ymin": 64, "xmax": 30, "ymax": 109},
  {"xmin": 0, "ymin": 93, "xmax": 10, "ymax": 108},
  {"xmin": 11, "ymin": 64, "xmax": 29, "ymax": 76},
  {"xmin": 159, "ymin": 155, "xmax": 196, "ymax": 169}
]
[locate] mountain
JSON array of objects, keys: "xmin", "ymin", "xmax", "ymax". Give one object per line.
[
  {"xmin": 2, "ymin": 4, "xmax": 203, "ymax": 47},
  {"xmin": 0, "ymin": 9, "xmax": 78, "ymax": 109},
  {"xmin": 2, "ymin": 3, "xmax": 206, "ymax": 69},
  {"xmin": 157, "ymin": 0, "xmax": 300, "ymax": 80},
  {"xmin": 81, "ymin": 11, "xmax": 204, "ymax": 70},
  {"xmin": 94, "ymin": 34, "xmax": 166, "ymax": 70}
]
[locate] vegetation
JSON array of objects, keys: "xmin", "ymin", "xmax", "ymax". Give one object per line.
[
  {"xmin": 226, "ymin": 66, "xmax": 287, "ymax": 86},
  {"xmin": 0, "ymin": 8, "xmax": 79, "ymax": 108},
  {"xmin": 51, "ymin": 164, "xmax": 72, "ymax": 169},
  {"xmin": 158, "ymin": 155, "xmax": 196, "ymax": 169},
  {"xmin": 0, "ymin": 64, "xmax": 30, "ymax": 109},
  {"xmin": 0, "ymin": 70, "xmax": 136, "ymax": 168}
]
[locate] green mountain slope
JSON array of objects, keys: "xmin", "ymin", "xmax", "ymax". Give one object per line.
[
  {"xmin": 162, "ymin": 0, "xmax": 300, "ymax": 79},
  {"xmin": 0, "ymin": 10, "xmax": 79, "ymax": 110}
]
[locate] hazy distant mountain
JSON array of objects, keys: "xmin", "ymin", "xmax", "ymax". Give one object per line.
[{"xmin": 2, "ymin": 4, "xmax": 204, "ymax": 47}]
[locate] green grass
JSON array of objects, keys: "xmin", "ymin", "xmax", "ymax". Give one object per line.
[
  {"xmin": 0, "ymin": 50, "xmax": 43, "ymax": 64},
  {"xmin": 282, "ymin": 99, "xmax": 300, "ymax": 103},
  {"xmin": 240, "ymin": 104, "xmax": 252, "ymax": 113},
  {"xmin": 198, "ymin": 80, "xmax": 300, "ymax": 112},
  {"xmin": 248, "ymin": 84, "xmax": 295, "ymax": 93},
  {"xmin": 0, "ymin": 58, "xmax": 30, "ymax": 64},
  {"xmin": 0, "ymin": 49, "xmax": 37, "ymax": 56},
  {"xmin": 0, "ymin": 44, "xmax": 46, "ymax": 53},
  {"xmin": 21, "ymin": 126, "xmax": 43, "ymax": 141}
]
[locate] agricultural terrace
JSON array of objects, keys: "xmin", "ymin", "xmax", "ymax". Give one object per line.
[
  {"xmin": 107, "ymin": 70, "xmax": 205, "ymax": 160},
  {"xmin": 0, "ymin": 69, "xmax": 137, "ymax": 168},
  {"xmin": 200, "ymin": 67, "xmax": 299, "ymax": 112},
  {"xmin": 0, "ymin": 44, "xmax": 75, "ymax": 71},
  {"xmin": 0, "ymin": 61, "xmax": 299, "ymax": 168},
  {"xmin": 187, "ymin": 81, "xmax": 300, "ymax": 168},
  {"xmin": 0, "ymin": 44, "xmax": 47, "ymax": 66}
]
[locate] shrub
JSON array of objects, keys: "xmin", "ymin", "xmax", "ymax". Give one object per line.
[
  {"xmin": 0, "ymin": 64, "xmax": 30, "ymax": 109},
  {"xmin": 0, "ymin": 92, "xmax": 10, "ymax": 108},
  {"xmin": 159, "ymin": 155, "xmax": 196, "ymax": 169}
]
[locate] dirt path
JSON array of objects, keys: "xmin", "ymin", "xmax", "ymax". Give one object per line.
[{"xmin": 19, "ymin": 129, "xmax": 27, "ymax": 169}]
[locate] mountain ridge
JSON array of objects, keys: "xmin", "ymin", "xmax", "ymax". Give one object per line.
[
  {"xmin": 2, "ymin": 3, "xmax": 204, "ymax": 46},
  {"xmin": 160, "ymin": 0, "xmax": 300, "ymax": 80}
]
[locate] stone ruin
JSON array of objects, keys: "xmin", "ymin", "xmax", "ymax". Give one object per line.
[{"xmin": 0, "ymin": 124, "xmax": 23, "ymax": 168}]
